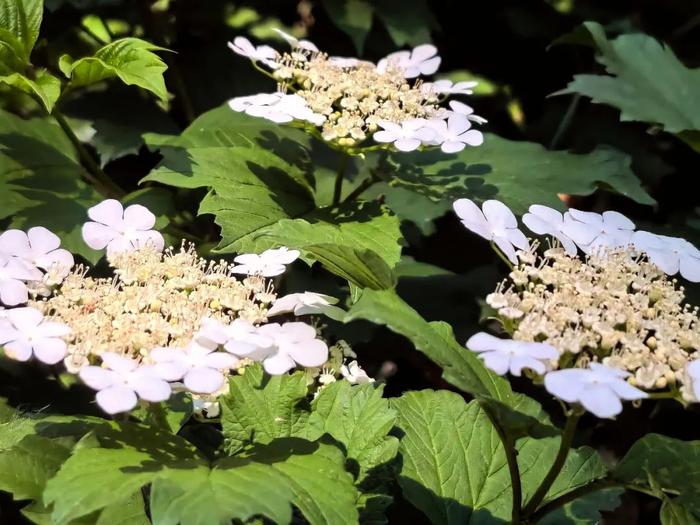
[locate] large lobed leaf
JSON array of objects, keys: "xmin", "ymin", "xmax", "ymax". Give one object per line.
[
  {"xmin": 392, "ymin": 390, "xmax": 614, "ymax": 525},
  {"xmin": 59, "ymin": 37, "xmax": 169, "ymax": 102},
  {"xmin": 558, "ymin": 22, "xmax": 700, "ymax": 134}
]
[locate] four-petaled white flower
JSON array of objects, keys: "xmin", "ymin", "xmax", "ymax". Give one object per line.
[
  {"xmin": 373, "ymin": 119, "xmax": 434, "ymax": 152},
  {"xmin": 229, "ymin": 92, "xmax": 325, "ymax": 126},
  {"xmin": 256, "ymin": 322, "xmax": 329, "ymax": 375},
  {"xmin": 151, "ymin": 343, "xmax": 239, "ymax": 394},
  {"xmin": 268, "ymin": 292, "xmax": 344, "ymax": 319},
  {"xmin": 632, "ymin": 231, "xmax": 700, "ymax": 282},
  {"xmin": 231, "ymin": 247, "xmax": 300, "ymax": 277},
  {"xmin": 427, "ymin": 79, "xmax": 478, "ymax": 96},
  {"xmin": 197, "ymin": 317, "xmax": 273, "ymax": 361},
  {"xmin": 544, "ymin": 363, "xmax": 648, "ymax": 418},
  {"xmin": 0, "ymin": 307, "xmax": 70, "ymax": 364},
  {"xmin": 448, "ymin": 100, "xmax": 488, "ymax": 125},
  {"xmin": 340, "ymin": 360, "xmax": 374, "ymax": 384},
  {"xmin": 0, "ymin": 254, "xmax": 42, "ymax": 306},
  {"xmin": 522, "ymin": 205, "xmax": 578, "ymax": 256},
  {"xmin": 560, "ymin": 209, "xmax": 635, "ymax": 255},
  {"xmin": 228, "ymin": 36, "xmax": 279, "ymax": 68},
  {"xmin": 426, "ymin": 114, "xmax": 484, "ymax": 152},
  {"xmin": 82, "ymin": 199, "xmax": 165, "ymax": 257},
  {"xmin": 0, "ymin": 227, "xmax": 74, "ymax": 282},
  {"xmin": 453, "ymin": 199, "xmax": 530, "ymax": 263},
  {"xmin": 377, "ymin": 44, "xmax": 441, "ymax": 78},
  {"xmin": 272, "ymin": 28, "xmax": 318, "ymax": 52},
  {"xmin": 687, "ymin": 360, "xmax": 700, "ymax": 401},
  {"xmin": 79, "ymin": 352, "xmax": 171, "ymax": 414},
  {"xmin": 466, "ymin": 332, "xmax": 558, "ymax": 376}
]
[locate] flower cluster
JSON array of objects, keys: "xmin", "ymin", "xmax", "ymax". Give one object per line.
[
  {"xmin": 0, "ymin": 199, "xmax": 372, "ymax": 415},
  {"xmin": 454, "ymin": 198, "xmax": 700, "ymax": 418},
  {"xmin": 228, "ymin": 31, "xmax": 484, "ymax": 152}
]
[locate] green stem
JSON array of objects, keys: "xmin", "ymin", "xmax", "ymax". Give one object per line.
[
  {"xmin": 523, "ymin": 413, "xmax": 581, "ymax": 516},
  {"xmin": 490, "ymin": 241, "xmax": 515, "ymax": 270},
  {"xmin": 485, "ymin": 407, "xmax": 522, "ymax": 524},
  {"xmin": 528, "ymin": 479, "xmax": 617, "ymax": 523},
  {"xmin": 549, "ymin": 94, "xmax": 581, "ymax": 150},
  {"xmin": 342, "ymin": 174, "xmax": 379, "ymax": 203},
  {"xmin": 332, "ymin": 153, "xmax": 350, "ymax": 205},
  {"xmin": 51, "ymin": 109, "xmax": 125, "ymax": 198}
]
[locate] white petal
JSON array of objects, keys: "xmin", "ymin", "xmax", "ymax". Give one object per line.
[
  {"xmin": 504, "ymin": 228, "xmax": 530, "ymax": 251},
  {"xmin": 522, "ymin": 213, "xmax": 552, "ymax": 236},
  {"xmin": 568, "ymin": 208, "xmax": 602, "ymax": 226},
  {"xmin": 0, "ymin": 279, "xmax": 29, "ymax": 306},
  {"xmin": 184, "ymin": 368, "xmax": 225, "ymax": 394},
  {"xmin": 447, "ymin": 114, "xmax": 471, "ymax": 136},
  {"xmin": 466, "ymin": 332, "xmax": 503, "ymax": 352},
  {"xmin": 3, "ymin": 340, "xmax": 33, "ymax": 361},
  {"xmin": 441, "ymin": 140, "xmax": 466, "ymax": 154},
  {"xmin": 262, "ymin": 351, "xmax": 296, "ymax": 375},
  {"xmin": 418, "ymin": 56, "xmax": 441, "ymax": 76},
  {"xmin": 679, "ymin": 254, "xmax": 700, "ymax": 282},
  {"xmin": 560, "ymin": 220, "xmax": 598, "ymax": 247},
  {"xmin": 101, "ymin": 352, "xmax": 138, "ymax": 374},
  {"xmin": 262, "ymin": 247, "xmax": 299, "ymax": 265},
  {"xmin": 35, "ymin": 249, "xmax": 74, "ymax": 275},
  {"xmin": 0, "ymin": 230, "xmax": 31, "ymax": 257},
  {"xmin": 480, "ymin": 351, "xmax": 511, "ymax": 375},
  {"xmin": 530, "ymin": 205, "xmax": 563, "ymax": 224},
  {"xmin": 27, "ymin": 227, "xmax": 60, "ymax": 255},
  {"xmin": 411, "ymin": 44, "xmax": 437, "ymax": 61},
  {"xmin": 458, "ymin": 130, "xmax": 484, "ymax": 146},
  {"xmin": 203, "ymin": 352, "xmax": 239, "ymax": 370},
  {"xmin": 493, "ymin": 235, "xmax": 518, "ymax": 264},
  {"xmin": 286, "ymin": 339, "xmax": 328, "ymax": 367},
  {"xmin": 123, "ymin": 204, "xmax": 157, "ymax": 230},
  {"xmin": 579, "ymin": 385, "xmax": 622, "ymax": 418},
  {"xmin": 82, "ymin": 222, "xmax": 118, "ymax": 250},
  {"xmin": 645, "ymin": 248, "xmax": 679, "ymax": 275},
  {"xmin": 267, "ymin": 294, "xmax": 301, "ymax": 316},
  {"xmin": 6, "ymin": 307, "xmax": 43, "ymax": 331},
  {"xmin": 609, "ymin": 379, "xmax": 648, "ymax": 401},
  {"xmin": 32, "ymin": 338, "xmax": 67, "ymax": 364},
  {"xmin": 0, "ymin": 322, "xmax": 19, "ymax": 344},
  {"xmin": 602, "ymin": 211, "xmax": 635, "ymax": 231},
  {"xmin": 482, "ymin": 200, "xmax": 517, "ymax": 230},
  {"xmin": 453, "ymin": 199, "xmax": 491, "ymax": 240},
  {"xmin": 544, "ymin": 369, "xmax": 587, "ymax": 402},
  {"xmin": 394, "ymin": 137, "xmax": 421, "ymax": 152},
  {"xmin": 509, "ymin": 355, "xmax": 545, "ymax": 376},
  {"xmin": 129, "ymin": 230, "xmax": 165, "ymax": 252},
  {"xmin": 132, "ymin": 374, "xmax": 171, "ymax": 402},
  {"xmin": 35, "ymin": 321, "xmax": 71, "ymax": 338},
  {"xmin": 87, "ymin": 199, "xmax": 124, "ymax": 228},
  {"xmin": 154, "ymin": 362, "xmax": 188, "ymax": 381},
  {"xmin": 96, "ymin": 386, "xmax": 138, "ymax": 414},
  {"xmin": 79, "ymin": 366, "xmax": 119, "ymax": 390}
]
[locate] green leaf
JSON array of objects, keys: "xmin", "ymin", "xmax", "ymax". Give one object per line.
[
  {"xmin": 0, "ymin": 0, "xmax": 42, "ymax": 66},
  {"xmin": 60, "ymin": 38, "xmax": 169, "ymax": 102},
  {"xmin": 0, "ymin": 69, "xmax": 61, "ymax": 112},
  {"xmin": 537, "ymin": 488, "xmax": 622, "ymax": 525},
  {"xmin": 383, "ymin": 135, "xmax": 655, "ymax": 213},
  {"xmin": 221, "ymin": 365, "xmax": 317, "ymax": 453},
  {"xmin": 344, "ymin": 288, "xmax": 510, "ymax": 399},
  {"xmin": 395, "ymin": 256, "xmax": 454, "ymax": 278},
  {"xmin": 0, "ymin": 109, "xmax": 102, "ymax": 263},
  {"xmin": 96, "ymin": 492, "xmax": 150, "ymax": 525},
  {"xmin": 661, "ymin": 499, "xmax": 700, "ymax": 525},
  {"xmin": 0, "ymin": 435, "xmax": 71, "ymax": 501},
  {"xmin": 323, "ymin": 0, "xmax": 374, "ymax": 53},
  {"xmin": 614, "ymin": 434, "xmax": 700, "ymax": 518},
  {"xmin": 375, "ymin": 0, "xmax": 437, "ymax": 46},
  {"xmin": 557, "ymin": 22, "xmax": 700, "ymax": 133},
  {"xmin": 392, "ymin": 391, "xmax": 611, "ymax": 525},
  {"xmin": 310, "ymin": 381, "xmax": 399, "ymax": 523}
]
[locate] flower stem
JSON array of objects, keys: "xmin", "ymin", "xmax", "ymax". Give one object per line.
[
  {"xmin": 332, "ymin": 152, "xmax": 350, "ymax": 205},
  {"xmin": 528, "ymin": 479, "xmax": 617, "ymax": 523},
  {"xmin": 484, "ymin": 407, "xmax": 522, "ymax": 524},
  {"xmin": 549, "ymin": 94, "xmax": 581, "ymax": 150},
  {"xmin": 490, "ymin": 241, "xmax": 514, "ymax": 270},
  {"xmin": 522, "ymin": 412, "xmax": 581, "ymax": 516},
  {"xmin": 342, "ymin": 174, "xmax": 379, "ymax": 203},
  {"xmin": 51, "ymin": 109, "xmax": 124, "ymax": 198}
]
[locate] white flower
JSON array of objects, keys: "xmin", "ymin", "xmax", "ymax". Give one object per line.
[
  {"xmin": 544, "ymin": 363, "xmax": 648, "ymax": 418},
  {"xmin": 228, "ymin": 36, "xmax": 279, "ymax": 68},
  {"xmin": 0, "ymin": 227, "xmax": 74, "ymax": 282},
  {"xmin": 0, "ymin": 254, "xmax": 42, "ymax": 306},
  {"xmin": 377, "ymin": 44, "xmax": 441, "ymax": 78},
  {"xmin": 448, "ymin": 100, "xmax": 488, "ymax": 125},
  {"xmin": 687, "ymin": 360, "xmax": 700, "ymax": 401},
  {"xmin": 197, "ymin": 317, "xmax": 274, "ymax": 361},
  {"xmin": 340, "ymin": 360, "xmax": 374, "ymax": 384},
  {"xmin": 257, "ymin": 322, "xmax": 329, "ymax": 375},
  {"xmin": 560, "ymin": 209, "xmax": 635, "ymax": 255},
  {"xmin": 79, "ymin": 352, "xmax": 171, "ymax": 414},
  {"xmin": 151, "ymin": 343, "xmax": 238, "ymax": 394},
  {"xmin": 0, "ymin": 307, "xmax": 70, "ymax": 364},
  {"xmin": 426, "ymin": 114, "xmax": 484, "ymax": 153},
  {"xmin": 268, "ymin": 292, "xmax": 344, "ymax": 319},
  {"xmin": 373, "ymin": 119, "xmax": 435, "ymax": 152},
  {"xmin": 82, "ymin": 199, "xmax": 165, "ymax": 258},
  {"xmin": 229, "ymin": 92, "xmax": 325, "ymax": 126},
  {"xmin": 522, "ymin": 205, "xmax": 578, "ymax": 256},
  {"xmin": 426, "ymin": 79, "xmax": 478, "ymax": 96},
  {"xmin": 466, "ymin": 332, "xmax": 558, "ymax": 376},
  {"xmin": 192, "ymin": 398, "xmax": 221, "ymax": 418},
  {"xmin": 453, "ymin": 199, "xmax": 530, "ymax": 263},
  {"xmin": 272, "ymin": 28, "xmax": 318, "ymax": 52},
  {"xmin": 328, "ymin": 56, "xmax": 365, "ymax": 68},
  {"xmin": 632, "ymin": 231, "xmax": 700, "ymax": 282},
  {"xmin": 231, "ymin": 247, "xmax": 300, "ymax": 277},
  {"xmin": 318, "ymin": 367, "xmax": 337, "ymax": 385}
]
